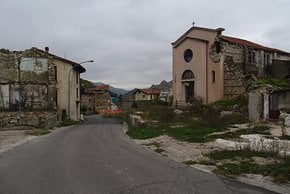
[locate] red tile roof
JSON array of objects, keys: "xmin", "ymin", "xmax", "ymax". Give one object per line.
[
  {"xmin": 222, "ymin": 36, "xmax": 290, "ymax": 55},
  {"xmin": 137, "ymin": 89, "xmax": 160, "ymax": 95},
  {"xmin": 95, "ymin": 84, "xmax": 109, "ymax": 91}
]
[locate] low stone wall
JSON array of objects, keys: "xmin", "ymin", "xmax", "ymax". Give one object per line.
[
  {"xmin": 0, "ymin": 111, "xmax": 59, "ymax": 129},
  {"xmin": 216, "ymin": 134, "xmax": 290, "ymax": 156}
]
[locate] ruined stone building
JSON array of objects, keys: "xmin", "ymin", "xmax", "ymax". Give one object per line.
[
  {"xmin": 81, "ymin": 84, "xmax": 111, "ymax": 114},
  {"xmin": 172, "ymin": 24, "xmax": 290, "ymax": 105},
  {"xmin": 0, "ymin": 47, "xmax": 85, "ymax": 121}
]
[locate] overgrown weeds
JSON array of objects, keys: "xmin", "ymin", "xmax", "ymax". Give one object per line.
[
  {"xmin": 126, "ymin": 119, "xmax": 228, "ymax": 142},
  {"xmin": 206, "ymin": 150, "xmax": 290, "ymax": 183},
  {"xmin": 57, "ymin": 119, "xmax": 79, "ymax": 127},
  {"xmin": 210, "ymin": 125, "xmax": 271, "ymax": 140},
  {"xmin": 26, "ymin": 129, "xmax": 50, "ymax": 136},
  {"xmin": 125, "ymin": 96, "xmax": 249, "ymax": 142}
]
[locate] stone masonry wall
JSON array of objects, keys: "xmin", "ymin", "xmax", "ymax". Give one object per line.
[
  {"xmin": 221, "ymin": 42, "xmax": 257, "ymax": 98},
  {"xmin": 0, "ymin": 48, "xmax": 57, "ymax": 111},
  {"xmin": 0, "ymin": 111, "xmax": 59, "ymax": 129}
]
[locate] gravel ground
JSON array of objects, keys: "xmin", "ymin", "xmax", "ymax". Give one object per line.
[
  {"xmin": 0, "ymin": 130, "xmax": 37, "ymax": 154},
  {"xmin": 133, "ymin": 135, "xmax": 290, "ymax": 194}
]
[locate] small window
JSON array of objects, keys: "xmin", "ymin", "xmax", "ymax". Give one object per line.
[
  {"xmin": 249, "ymin": 51, "xmax": 256, "ymax": 63},
  {"xmin": 54, "ymin": 66, "xmax": 57, "ymax": 82},
  {"xmin": 212, "ymin": 71, "xmax": 216, "ymax": 83},
  {"xmin": 55, "ymin": 90, "xmax": 58, "ymax": 107},
  {"xmin": 76, "ymin": 73, "xmax": 79, "ymax": 84},
  {"xmin": 184, "ymin": 49, "xmax": 193, "ymax": 63},
  {"xmin": 76, "ymin": 88, "xmax": 79, "ymax": 98}
]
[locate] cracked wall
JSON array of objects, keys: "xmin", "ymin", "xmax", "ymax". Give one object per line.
[
  {"xmin": 0, "ymin": 48, "xmax": 56, "ymax": 111},
  {"xmin": 218, "ymin": 41, "xmax": 258, "ymax": 98}
]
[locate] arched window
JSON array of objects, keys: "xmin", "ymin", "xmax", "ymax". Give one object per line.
[{"xmin": 182, "ymin": 70, "xmax": 194, "ymax": 80}]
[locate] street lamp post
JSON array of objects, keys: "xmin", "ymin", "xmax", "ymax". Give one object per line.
[{"xmin": 67, "ymin": 60, "xmax": 93, "ymax": 120}]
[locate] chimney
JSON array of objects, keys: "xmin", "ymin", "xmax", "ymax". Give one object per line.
[
  {"xmin": 216, "ymin": 28, "xmax": 225, "ymax": 36},
  {"xmin": 45, "ymin": 47, "xmax": 49, "ymax": 53}
]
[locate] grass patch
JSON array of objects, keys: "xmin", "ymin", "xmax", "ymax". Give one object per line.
[
  {"xmin": 26, "ymin": 129, "xmax": 50, "ymax": 136},
  {"xmin": 182, "ymin": 160, "xmax": 198, "ymax": 165},
  {"xmin": 126, "ymin": 125, "xmax": 166, "ymax": 139},
  {"xmin": 166, "ymin": 119, "xmax": 228, "ymax": 143},
  {"xmin": 198, "ymin": 160, "xmax": 216, "ymax": 165},
  {"xmin": 207, "ymin": 96, "xmax": 248, "ymax": 110},
  {"xmin": 143, "ymin": 141, "xmax": 161, "ymax": 147},
  {"xmin": 126, "ymin": 119, "xmax": 228, "ymax": 142},
  {"xmin": 206, "ymin": 150, "xmax": 277, "ymax": 161},
  {"xmin": 57, "ymin": 119, "xmax": 79, "ymax": 127},
  {"xmin": 138, "ymin": 105, "xmax": 175, "ymax": 123},
  {"xmin": 207, "ymin": 150, "xmax": 290, "ymax": 183},
  {"xmin": 280, "ymin": 135, "xmax": 290, "ymax": 140},
  {"xmin": 154, "ymin": 148, "xmax": 165, "ymax": 153},
  {"xmin": 210, "ymin": 125, "xmax": 271, "ymax": 140},
  {"xmin": 214, "ymin": 162, "xmax": 264, "ymax": 178},
  {"xmin": 166, "ymin": 125, "xmax": 221, "ymax": 143},
  {"xmin": 182, "ymin": 160, "xmax": 215, "ymax": 166}
]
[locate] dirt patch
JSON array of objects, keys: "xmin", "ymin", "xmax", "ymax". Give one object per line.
[
  {"xmin": 0, "ymin": 130, "xmax": 36, "ymax": 154},
  {"xmin": 135, "ymin": 135, "xmax": 224, "ymax": 162},
  {"xmin": 133, "ymin": 135, "xmax": 290, "ymax": 194}
]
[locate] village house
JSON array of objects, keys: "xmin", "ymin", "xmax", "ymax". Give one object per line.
[
  {"xmin": 81, "ymin": 84, "xmax": 112, "ymax": 114},
  {"xmin": 172, "ymin": 24, "xmax": 290, "ymax": 106},
  {"xmin": 0, "ymin": 47, "xmax": 86, "ymax": 124},
  {"xmin": 133, "ymin": 89, "xmax": 160, "ymax": 101}
]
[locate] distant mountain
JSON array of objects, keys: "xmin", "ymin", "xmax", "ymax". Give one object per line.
[
  {"xmin": 123, "ymin": 88, "xmax": 138, "ymax": 98},
  {"xmin": 109, "ymin": 86, "xmax": 128, "ymax": 96},
  {"xmin": 150, "ymin": 80, "xmax": 172, "ymax": 91},
  {"xmin": 93, "ymin": 82, "xmax": 128, "ymax": 96}
]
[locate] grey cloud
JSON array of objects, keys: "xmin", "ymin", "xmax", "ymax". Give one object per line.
[{"xmin": 1, "ymin": 0, "xmax": 290, "ymax": 90}]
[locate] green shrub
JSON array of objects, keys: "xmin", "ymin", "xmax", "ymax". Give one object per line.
[
  {"xmin": 255, "ymin": 77, "xmax": 288, "ymax": 88},
  {"xmin": 58, "ymin": 119, "xmax": 79, "ymax": 127},
  {"xmin": 27, "ymin": 129, "xmax": 50, "ymax": 136},
  {"xmin": 126, "ymin": 125, "xmax": 166, "ymax": 139},
  {"xmin": 207, "ymin": 96, "xmax": 248, "ymax": 111},
  {"xmin": 140, "ymin": 105, "xmax": 175, "ymax": 123},
  {"xmin": 166, "ymin": 120, "xmax": 226, "ymax": 143}
]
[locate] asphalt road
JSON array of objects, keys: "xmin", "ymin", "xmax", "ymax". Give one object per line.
[{"xmin": 0, "ymin": 115, "xmax": 275, "ymax": 194}]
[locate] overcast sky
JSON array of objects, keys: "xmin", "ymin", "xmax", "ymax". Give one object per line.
[{"xmin": 1, "ymin": 0, "xmax": 290, "ymax": 89}]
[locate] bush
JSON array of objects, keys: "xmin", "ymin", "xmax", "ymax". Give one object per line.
[
  {"xmin": 58, "ymin": 119, "xmax": 79, "ymax": 127},
  {"xmin": 140, "ymin": 105, "xmax": 175, "ymax": 123},
  {"xmin": 207, "ymin": 95, "xmax": 248, "ymax": 111}
]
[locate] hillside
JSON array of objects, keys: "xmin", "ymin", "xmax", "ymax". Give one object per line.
[
  {"xmin": 93, "ymin": 82, "xmax": 128, "ymax": 95},
  {"xmin": 150, "ymin": 80, "xmax": 172, "ymax": 91}
]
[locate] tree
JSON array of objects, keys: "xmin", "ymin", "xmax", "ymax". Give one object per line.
[{"xmin": 80, "ymin": 78, "xmax": 95, "ymax": 89}]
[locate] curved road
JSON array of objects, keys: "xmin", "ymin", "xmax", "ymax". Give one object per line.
[{"xmin": 0, "ymin": 115, "xmax": 274, "ymax": 194}]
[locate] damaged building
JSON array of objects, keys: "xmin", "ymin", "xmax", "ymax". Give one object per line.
[
  {"xmin": 81, "ymin": 84, "xmax": 112, "ymax": 114},
  {"xmin": 0, "ymin": 47, "xmax": 86, "ymax": 122},
  {"xmin": 172, "ymin": 24, "xmax": 290, "ymax": 105}
]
